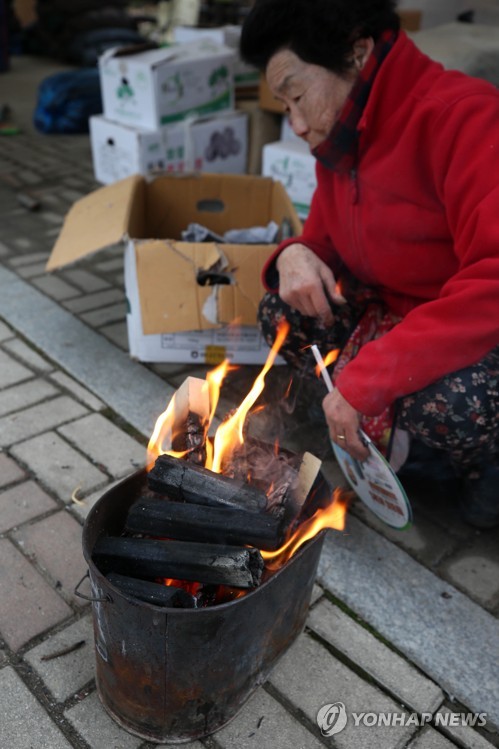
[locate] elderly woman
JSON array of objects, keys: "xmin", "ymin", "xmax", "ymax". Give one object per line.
[{"xmin": 240, "ymin": 0, "xmax": 499, "ymax": 528}]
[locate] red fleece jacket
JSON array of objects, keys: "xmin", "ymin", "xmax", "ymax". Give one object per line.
[{"xmin": 263, "ymin": 32, "xmax": 499, "ymax": 416}]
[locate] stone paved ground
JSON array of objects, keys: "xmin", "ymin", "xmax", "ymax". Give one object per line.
[{"xmin": 0, "ymin": 55, "xmax": 498, "ymax": 749}]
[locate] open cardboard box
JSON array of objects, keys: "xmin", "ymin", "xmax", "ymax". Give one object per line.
[{"xmin": 46, "ymin": 173, "xmax": 301, "ymax": 364}]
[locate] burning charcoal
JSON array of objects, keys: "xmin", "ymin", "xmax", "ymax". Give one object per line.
[
  {"xmin": 125, "ymin": 498, "xmax": 285, "ymax": 551},
  {"xmin": 148, "ymin": 453, "xmax": 270, "ymax": 515},
  {"xmin": 93, "ymin": 536, "xmax": 264, "ymax": 588},
  {"xmin": 106, "ymin": 572, "xmax": 196, "ymax": 608}
]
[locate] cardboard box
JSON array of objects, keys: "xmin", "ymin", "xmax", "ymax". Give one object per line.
[
  {"xmin": 280, "ymin": 115, "xmax": 302, "ymax": 144},
  {"xmin": 90, "ymin": 111, "xmax": 249, "ymax": 185},
  {"xmin": 398, "ymin": 9, "xmax": 422, "ymax": 31},
  {"xmin": 262, "ymin": 141, "xmax": 317, "ymax": 220},
  {"xmin": 46, "ymin": 173, "xmax": 302, "ymax": 364},
  {"xmin": 259, "ymin": 74, "xmax": 285, "ymax": 114},
  {"xmin": 99, "ymin": 38, "xmax": 236, "ymax": 131},
  {"xmin": 236, "ymin": 99, "xmax": 281, "ymax": 174},
  {"xmin": 173, "ymin": 25, "xmax": 260, "ymax": 91}
]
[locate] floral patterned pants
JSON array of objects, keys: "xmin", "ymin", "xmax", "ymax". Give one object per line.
[{"xmin": 259, "ymin": 291, "xmax": 499, "ymax": 472}]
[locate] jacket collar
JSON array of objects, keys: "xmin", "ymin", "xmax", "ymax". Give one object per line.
[{"xmin": 312, "ymin": 29, "xmax": 398, "ymax": 173}]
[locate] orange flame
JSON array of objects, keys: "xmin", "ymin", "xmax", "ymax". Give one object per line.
[
  {"xmin": 146, "ymin": 393, "xmax": 189, "ymax": 469},
  {"xmin": 314, "ymin": 348, "xmax": 340, "ymax": 379},
  {"xmin": 262, "ymin": 488, "xmax": 349, "ymax": 570},
  {"xmin": 210, "ymin": 320, "xmax": 290, "ymax": 473},
  {"xmin": 206, "ymin": 360, "xmax": 233, "ymax": 425},
  {"xmin": 146, "ymin": 360, "xmax": 233, "ymax": 470}
]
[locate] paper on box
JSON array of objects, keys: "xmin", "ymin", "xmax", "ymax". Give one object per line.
[
  {"xmin": 90, "ymin": 111, "xmax": 248, "ymax": 185},
  {"xmin": 46, "ymin": 173, "xmax": 301, "ymax": 364},
  {"xmin": 262, "ymin": 140, "xmax": 317, "ymax": 220},
  {"xmin": 99, "ymin": 39, "xmax": 236, "ymax": 131}
]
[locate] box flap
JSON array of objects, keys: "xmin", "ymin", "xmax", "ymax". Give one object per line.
[{"xmin": 46, "ymin": 175, "xmax": 146, "ymax": 271}]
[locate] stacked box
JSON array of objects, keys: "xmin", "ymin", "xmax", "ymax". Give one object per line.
[
  {"xmin": 172, "ymin": 25, "xmax": 260, "ymax": 92},
  {"xmin": 262, "ymin": 141, "xmax": 317, "ymax": 220},
  {"xmin": 99, "ymin": 38, "xmax": 236, "ymax": 130},
  {"xmin": 90, "ymin": 111, "xmax": 248, "ymax": 185},
  {"xmin": 92, "ymin": 38, "xmax": 249, "ymax": 184}
]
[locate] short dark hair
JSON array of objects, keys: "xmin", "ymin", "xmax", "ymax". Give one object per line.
[{"xmin": 240, "ymin": 0, "xmax": 400, "ymax": 74}]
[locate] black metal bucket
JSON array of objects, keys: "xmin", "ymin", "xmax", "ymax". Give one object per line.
[{"xmin": 82, "ymin": 468, "xmax": 328, "ymax": 744}]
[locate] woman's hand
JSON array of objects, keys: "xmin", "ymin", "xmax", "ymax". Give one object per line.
[
  {"xmin": 323, "ymin": 389, "xmax": 369, "ymax": 461},
  {"xmin": 276, "ymin": 243, "xmax": 346, "ymax": 325}
]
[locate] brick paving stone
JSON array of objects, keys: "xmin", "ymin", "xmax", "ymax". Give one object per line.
[
  {"xmin": 317, "ymin": 517, "xmax": 499, "ymax": 729},
  {"xmin": 0, "ymin": 538, "xmax": 72, "ymax": 651},
  {"xmin": 408, "ymin": 727, "xmax": 459, "ymax": 748},
  {"xmin": 24, "ymin": 615, "xmax": 95, "ymax": 702},
  {"xmin": 0, "ymin": 395, "xmax": 89, "ymax": 448},
  {"xmin": 310, "ymin": 584, "xmax": 323, "ymax": 606},
  {"xmin": 439, "ymin": 537, "xmax": 499, "ymax": 609},
  {"xmin": 12, "ymin": 510, "xmax": 86, "ymax": 607},
  {"xmin": 0, "ymin": 348, "xmax": 33, "ymax": 389},
  {"xmin": 307, "ymin": 599, "xmax": 444, "ymax": 715},
  {"xmin": 65, "ymin": 690, "xmax": 143, "ymax": 748},
  {"xmin": 0, "ymin": 452, "xmax": 26, "ymax": 487},
  {"xmin": 351, "ymin": 499, "xmax": 460, "ymax": 568},
  {"xmin": 99, "ymin": 320, "xmax": 129, "ymax": 350},
  {"xmin": 31, "ymin": 274, "xmax": 81, "ymax": 301},
  {"xmin": 58, "ymin": 413, "xmax": 145, "ymax": 479},
  {"xmin": 49, "ymin": 372, "xmax": 105, "ymax": 412},
  {"xmin": 0, "ymin": 319, "xmax": 13, "ymax": 341},
  {"xmin": 62, "ymin": 188, "xmax": 86, "ymax": 201},
  {"xmin": 3, "ymin": 337, "xmax": 55, "ymax": 373},
  {"xmin": 70, "ymin": 478, "xmax": 121, "ymax": 522},
  {"xmin": 0, "ymin": 667, "xmax": 72, "ymax": 749},
  {"xmin": 15, "ymin": 260, "xmax": 48, "ymax": 278},
  {"xmin": 8, "ymin": 251, "xmax": 50, "ymax": 267},
  {"xmin": 45, "ymin": 226, "xmax": 62, "ymax": 238},
  {"xmin": 80, "ymin": 302, "xmax": 128, "ymax": 328},
  {"xmin": 11, "ymin": 432, "xmax": 108, "ymax": 502},
  {"xmin": 62, "ymin": 288, "xmax": 125, "ymax": 314},
  {"xmin": 18, "ymin": 168, "xmax": 40, "ymax": 184},
  {"xmin": 0, "ymin": 379, "xmax": 58, "ymax": 418},
  {"xmin": 269, "ymin": 633, "xmax": 417, "ymax": 749},
  {"xmin": 61, "ymin": 269, "xmax": 110, "ymax": 293},
  {"xmin": 216, "ymin": 686, "xmax": 324, "ymax": 749},
  {"xmin": 40, "ymin": 210, "xmax": 64, "ymax": 225},
  {"xmin": 94, "ymin": 258, "xmax": 124, "ymax": 273},
  {"xmin": 434, "ymin": 707, "xmax": 497, "ymax": 749},
  {"xmin": 12, "ymin": 236, "xmax": 34, "ymax": 250},
  {"xmin": 0, "ymin": 480, "xmax": 57, "ymax": 533},
  {"xmin": 0, "ymin": 268, "xmax": 173, "ymax": 439}
]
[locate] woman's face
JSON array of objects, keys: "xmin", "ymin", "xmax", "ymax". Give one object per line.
[{"xmin": 266, "ymin": 47, "xmax": 366, "ymax": 150}]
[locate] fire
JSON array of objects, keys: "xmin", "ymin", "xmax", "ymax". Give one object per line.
[
  {"xmin": 145, "ymin": 318, "xmax": 350, "ymax": 590},
  {"xmin": 146, "ymin": 394, "xmax": 190, "ymax": 470},
  {"xmin": 209, "ymin": 320, "xmax": 290, "ymax": 473},
  {"xmin": 206, "ymin": 359, "xmax": 233, "ymax": 425},
  {"xmin": 262, "ymin": 488, "xmax": 349, "ymax": 570},
  {"xmin": 147, "ymin": 360, "xmax": 233, "ymax": 470},
  {"xmin": 147, "ymin": 322, "xmax": 289, "ymax": 473},
  {"xmin": 314, "ymin": 348, "xmax": 340, "ymax": 379}
]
